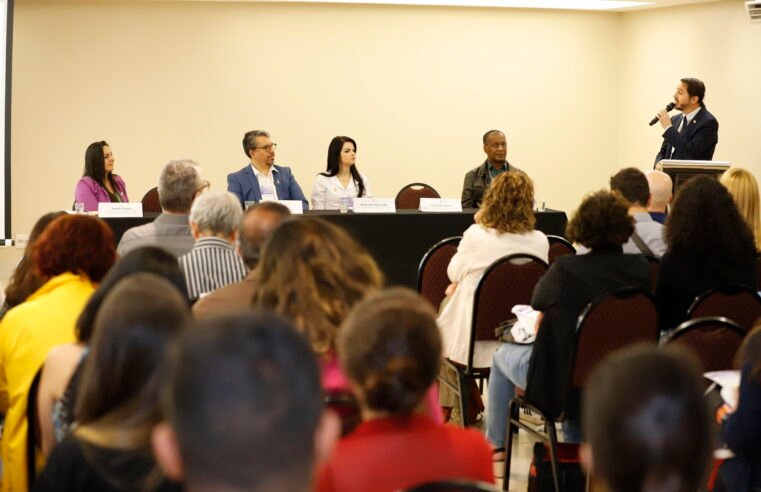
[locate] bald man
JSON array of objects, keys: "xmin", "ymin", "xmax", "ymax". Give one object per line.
[
  {"xmin": 645, "ymin": 170, "xmax": 673, "ymax": 224},
  {"xmin": 192, "ymin": 201, "xmax": 291, "ymax": 319}
]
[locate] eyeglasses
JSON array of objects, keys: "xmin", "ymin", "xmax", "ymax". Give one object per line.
[
  {"xmin": 488, "ymin": 143, "xmax": 507, "ymax": 149},
  {"xmin": 254, "ymin": 143, "xmax": 277, "ymax": 152}
]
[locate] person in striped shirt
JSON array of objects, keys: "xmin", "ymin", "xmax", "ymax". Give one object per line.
[{"xmin": 179, "ymin": 191, "xmax": 248, "ymax": 301}]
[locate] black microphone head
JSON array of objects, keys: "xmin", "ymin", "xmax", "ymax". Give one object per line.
[{"xmin": 665, "ymin": 102, "xmax": 676, "ymax": 111}]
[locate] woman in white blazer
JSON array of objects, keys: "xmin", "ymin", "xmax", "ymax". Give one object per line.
[
  {"xmin": 437, "ymin": 171, "xmax": 549, "ymax": 369},
  {"xmin": 311, "ymin": 136, "xmax": 371, "ymax": 210}
]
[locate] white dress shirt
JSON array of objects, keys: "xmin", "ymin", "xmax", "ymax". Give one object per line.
[
  {"xmin": 310, "ymin": 173, "xmax": 372, "ymax": 210},
  {"xmin": 251, "ymin": 164, "xmax": 278, "ymax": 200}
]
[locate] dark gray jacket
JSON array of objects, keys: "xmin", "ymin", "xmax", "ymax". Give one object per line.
[{"xmin": 460, "ymin": 160, "xmax": 521, "ymax": 208}]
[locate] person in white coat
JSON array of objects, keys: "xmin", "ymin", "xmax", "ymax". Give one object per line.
[
  {"xmin": 311, "ymin": 136, "xmax": 371, "ymax": 210},
  {"xmin": 438, "ymin": 171, "xmax": 549, "ymax": 369}
]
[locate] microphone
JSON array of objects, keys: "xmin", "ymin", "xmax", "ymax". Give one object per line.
[{"xmin": 649, "ymin": 102, "xmax": 676, "ymax": 126}]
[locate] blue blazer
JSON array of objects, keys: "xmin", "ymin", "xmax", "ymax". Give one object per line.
[
  {"xmin": 226, "ymin": 164, "xmax": 309, "ymax": 209},
  {"xmin": 654, "ymin": 107, "xmax": 718, "ymax": 164}
]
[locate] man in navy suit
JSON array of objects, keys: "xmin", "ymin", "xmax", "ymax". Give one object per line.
[
  {"xmin": 654, "ymin": 78, "xmax": 718, "ymax": 164},
  {"xmin": 227, "ymin": 130, "xmax": 309, "ymax": 209}
]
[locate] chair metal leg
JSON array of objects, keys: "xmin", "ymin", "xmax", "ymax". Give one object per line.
[
  {"xmin": 546, "ymin": 421, "xmax": 561, "ymax": 492},
  {"xmin": 456, "ymin": 371, "xmax": 470, "ymax": 428},
  {"xmin": 503, "ymin": 398, "xmax": 519, "ymax": 491}
]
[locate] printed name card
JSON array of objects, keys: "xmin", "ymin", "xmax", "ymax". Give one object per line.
[
  {"xmin": 419, "ymin": 198, "xmax": 462, "ymax": 213},
  {"xmin": 98, "ymin": 202, "xmax": 143, "ymax": 218},
  {"xmin": 274, "ymin": 200, "xmax": 304, "ymax": 215},
  {"xmin": 353, "ymin": 197, "xmax": 396, "ymax": 213}
]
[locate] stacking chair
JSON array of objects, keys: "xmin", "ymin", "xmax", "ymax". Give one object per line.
[
  {"xmin": 26, "ymin": 367, "xmax": 44, "ymax": 488},
  {"xmin": 417, "ymin": 237, "xmax": 462, "ymax": 311},
  {"xmin": 686, "ymin": 284, "xmax": 761, "ymax": 332},
  {"xmin": 663, "ymin": 317, "xmax": 745, "ymax": 374},
  {"xmin": 502, "ymin": 287, "xmax": 659, "ymax": 492},
  {"xmin": 395, "ymin": 183, "xmax": 441, "ymax": 210},
  {"xmin": 324, "ymin": 390, "xmax": 361, "ymax": 437},
  {"xmin": 443, "ymin": 254, "xmax": 548, "ymax": 428},
  {"xmin": 546, "ymin": 235, "xmax": 575, "ymax": 264},
  {"xmin": 140, "ymin": 187, "xmax": 161, "ymax": 213},
  {"xmin": 644, "ymin": 255, "xmax": 660, "ymax": 293},
  {"xmin": 403, "ymin": 480, "xmax": 498, "ymax": 492}
]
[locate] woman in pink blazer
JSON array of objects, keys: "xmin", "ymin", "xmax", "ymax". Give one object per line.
[{"xmin": 73, "ymin": 141, "xmax": 129, "ymax": 212}]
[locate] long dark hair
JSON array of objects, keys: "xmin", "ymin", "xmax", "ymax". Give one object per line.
[
  {"xmin": 83, "ymin": 140, "xmax": 116, "ymax": 188},
  {"xmin": 666, "ymin": 176, "xmax": 756, "ymax": 271},
  {"xmin": 75, "ymin": 247, "xmax": 189, "ymax": 344},
  {"xmin": 321, "ymin": 136, "xmax": 366, "ymax": 198},
  {"xmin": 75, "ymin": 274, "xmax": 190, "ymax": 447}
]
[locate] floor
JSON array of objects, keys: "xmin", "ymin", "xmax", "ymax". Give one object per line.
[{"xmin": 494, "ymin": 428, "xmax": 539, "ymax": 491}]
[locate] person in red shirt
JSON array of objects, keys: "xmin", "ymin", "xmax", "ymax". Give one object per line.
[{"xmin": 316, "ymin": 288, "xmax": 494, "ymax": 492}]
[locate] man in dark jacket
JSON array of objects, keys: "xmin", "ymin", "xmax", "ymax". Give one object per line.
[{"xmin": 460, "ymin": 130, "xmax": 522, "ymax": 208}]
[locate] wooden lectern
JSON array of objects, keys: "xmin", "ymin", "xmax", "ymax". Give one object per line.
[{"xmin": 655, "ymin": 160, "xmax": 730, "ymax": 195}]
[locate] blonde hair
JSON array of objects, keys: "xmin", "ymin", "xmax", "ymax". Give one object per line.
[
  {"xmin": 720, "ymin": 168, "xmax": 761, "ymax": 251},
  {"xmin": 477, "ymin": 171, "xmax": 536, "ymax": 234}
]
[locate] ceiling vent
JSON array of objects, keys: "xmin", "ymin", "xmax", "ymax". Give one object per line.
[{"xmin": 747, "ymin": 0, "xmax": 761, "ymax": 22}]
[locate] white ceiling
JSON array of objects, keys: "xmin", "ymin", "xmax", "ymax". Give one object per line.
[{"xmin": 15, "ymin": 0, "xmax": 727, "ymax": 12}]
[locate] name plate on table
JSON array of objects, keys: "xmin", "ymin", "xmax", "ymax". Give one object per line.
[
  {"xmin": 353, "ymin": 197, "xmax": 396, "ymax": 213},
  {"xmin": 98, "ymin": 202, "xmax": 143, "ymax": 218},
  {"xmin": 272, "ymin": 200, "xmax": 304, "ymax": 215},
  {"xmin": 419, "ymin": 198, "xmax": 462, "ymax": 212}
]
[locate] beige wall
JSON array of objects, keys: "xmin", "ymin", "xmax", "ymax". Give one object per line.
[
  {"xmin": 9, "ymin": 0, "xmax": 760, "ymax": 243},
  {"xmin": 618, "ymin": 1, "xmax": 761, "ymax": 174},
  {"xmin": 11, "ymin": 0, "xmax": 622, "ymax": 237}
]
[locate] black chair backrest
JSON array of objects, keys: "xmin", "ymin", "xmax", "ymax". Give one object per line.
[
  {"xmin": 395, "ymin": 183, "xmax": 441, "ymax": 210},
  {"xmin": 664, "ymin": 316, "xmax": 745, "ymax": 374},
  {"xmin": 686, "ymin": 284, "xmax": 761, "ymax": 332},
  {"xmin": 26, "ymin": 366, "xmax": 43, "ymax": 488},
  {"xmin": 644, "ymin": 255, "xmax": 659, "ymax": 293},
  {"xmin": 324, "ymin": 390, "xmax": 361, "ymax": 437},
  {"xmin": 417, "ymin": 236, "xmax": 462, "ymax": 311},
  {"xmin": 141, "ymin": 187, "xmax": 161, "ymax": 213},
  {"xmin": 403, "ymin": 480, "xmax": 498, "ymax": 492},
  {"xmin": 546, "ymin": 235, "xmax": 575, "ymax": 264},
  {"xmin": 571, "ymin": 288, "xmax": 659, "ymax": 389},
  {"xmin": 467, "ymin": 254, "xmax": 548, "ymax": 370}
]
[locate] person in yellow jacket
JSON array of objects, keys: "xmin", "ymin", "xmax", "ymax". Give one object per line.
[{"xmin": 0, "ymin": 215, "xmax": 116, "ymax": 492}]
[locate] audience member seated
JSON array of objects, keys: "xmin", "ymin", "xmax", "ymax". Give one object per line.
[
  {"xmin": 179, "ymin": 191, "xmax": 248, "ymax": 301},
  {"xmin": 645, "ymin": 169, "xmax": 672, "ymax": 224},
  {"xmin": 192, "ymin": 201, "xmax": 290, "ymax": 319},
  {"xmin": 37, "ymin": 247, "xmax": 188, "ymax": 456},
  {"xmin": 439, "ymin": 171, "xmax": 548, "ymax": 368},
  {"xmin": 227, "ymin": 129, "xmax": 309, "ymax": 209},
  {"xmin": 34, "ymin": 274, "xmax": 190, "ymax": 492},
  {"xmin": 117, "ymin": 159, "xmax": 208, "ymax": 257},
  {"xmin": 316, "ymin": 288, "xmax": 494, "ymax": 492},
  {"xmin": 720, "ymin": 167, "xmax": 761, "ymax": 252},
  {"xmin": 311, "ymin": 136, "xmax": 371, "ymax": 210},
  {"xmin": 73, "ymin": 141, "xmax": 129, "ymax": 212},
  {"xmin": 486, "ymin": 190, "xmax": 649, "ymax": 453},
  {"xmin": 716, "ymin": 323, "xmax": 761, "ymax": 491},
  {"xmin": 0, "ymin": 215, "xmax": 115, "ymax": 492},
  {"xmin": 252, "ymin": 217, "xmax": 383, "ymax": 389},
  {"xmin": 610, "ymin": 167, "xmax": 666, "ymax": 257},
  {"xmin": 0, "ymin": 211, "xmax": 65, "ymax": 320},
  {"xmin": 655, "ymin": 175, "xmax": 757, "ymax": 332},
  {"xmin": 152, "ymin": 312, "xmax": 339, "ymax": 492},
  {"xmin": 582, "ymin": 345, "xmax": 712, "ymax": 492}
]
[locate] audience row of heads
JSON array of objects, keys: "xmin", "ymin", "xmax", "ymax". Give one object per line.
[
  {"xmin": 66, "ymin": 268, "xmax": 723, "ymax": 492},
  {"xmin": 14, "ymin": 169, "xmax": 757, "ymax": 491}
]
